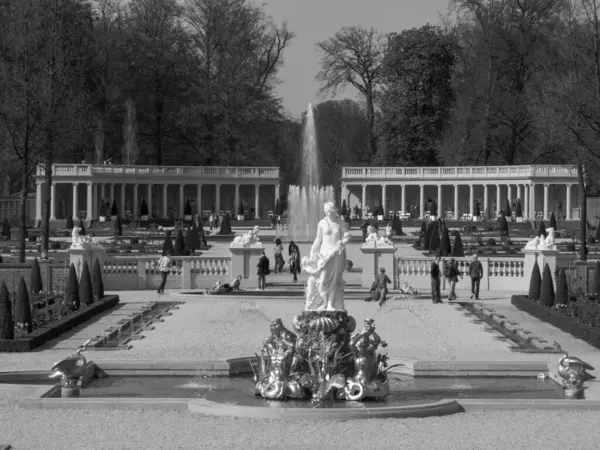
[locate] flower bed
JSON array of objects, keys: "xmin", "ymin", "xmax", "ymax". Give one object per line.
[
  {"xmin": 511, "ymin": 294, "xmax": 600, "ymax": 350},
  {"xmin": 0, "ymin": 295, "xmax": 119, "ymax": 352}
]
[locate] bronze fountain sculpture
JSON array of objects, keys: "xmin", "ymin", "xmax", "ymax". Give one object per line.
[
  {"xmin": 555, "ymin": 343, "xmax": 595, "ymax": 399},
  {"xmin": 252, "ymin": 202, "xmax": 400, "ymax": 407}
]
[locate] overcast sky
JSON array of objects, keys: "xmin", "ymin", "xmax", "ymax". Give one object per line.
[{"xmin": 261, "ymin": 0, "xmax": 450, "ymax": 118}]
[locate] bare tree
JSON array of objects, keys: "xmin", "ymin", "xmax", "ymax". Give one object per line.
[{"xmin": 316, "ymin": 26, "xmax": 387, "ymax": 160}]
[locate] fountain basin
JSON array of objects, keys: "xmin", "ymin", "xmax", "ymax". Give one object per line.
[{"xmin": 2, "ymin": 360, "xmax": 596, "ymax": 419}]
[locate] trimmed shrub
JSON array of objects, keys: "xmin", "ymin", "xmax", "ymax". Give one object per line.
[
  {"xmin": 566, "ymin": 241, "xmax": 575, "ymax": 252},
  {"xmin": 515, "ymin": 199, "xmax": 523, "ymax": 218},
  {"xmin": 162, "ymin": 232, "xmax": 174, "ymax": 255},
  {"xmin": 424, "ymin": 221, "xmax": 433, "ymax": 248},
  {"xmin": 65, "ymin": 264, "xmax": 80, "ymax": 310},
  {"xmin": 486, "ymin": 238, "xmax": 496, "ymax": 246},
  {"xmin": 113, "ymin": 215, "xmax": 123, "ymax": 236},
  {"xmin": 174, "ymin": 229, "xmax": 186, "ymax": 255},
  {"xmin": 30, "ymin": 257, "xmax": 43, "ymax": 294},
  {"xmin": 78, "ymin": 219, "xmax": 86, "ymax": 235},
  {"xmin": 185, "ymin": 227, "xmax": 200, "ymax": 251},
  {"xmin": 430, "ymin": 200, "xmax": 438, "ymax": 217},
  {"xmin": 66, "ymin": 215, "xmax": 74, "ymax": 230},
  {"xmin": 474, "ymin": 202, "xmax": 481, "ymax": 217},
  {"xmin": 555, "ymin": 268, "xmax": 569, "ymax": 306},
  {"xmin": 50, "ymin": 241, "xmax": 61, "ymax": 250},
  {"xmin": 538, "ymin": 220, "xmax": 547, "ymax": 238},
  {"xmin": 528, "ymin": 260, "xmax": 542, "ymax": 301},
  {"xmin": 549, "ymin": 212, "xmax": 557, "ymax": 230},
  {"xmin": 499, "ymin": 215, "xmax": 509, "ymax": 237},
  {"xmin": 79, "ymin": 261, "xmax": 93, "ymax": 306},
  {"xmin": 392, "ymin": 214, "xmax": 403, "ymax": 235},
  {"xmin": 504, "ymin": 198, "xmax": 512, "ymax": 217},
  {"xmin": 130, "ymin": 238, "xmax": 139, "ymax": 245},
  {"xmin": 14, "ymin": 276, "xmax": 32, "ymax": 334},
  {"xmin": 111, "ymin": 200, "xmax": 118, "ymax": 216},
  {"xmin": 184, "ymin": 199, "xmax": 192, "ymax": 216},
  {"xmin": 593, "ymin": 261, "xmax": 600, "ymax": 294},
  {"xmin": 92, "ymin": 258, "xmax": 104, "ymax": 300},
  {"xmin": 540, "ymin": 263, "xmax": 555, "ymax": 307},
  {"xmin": 237, "ymin": 200, "xmax": 244, "ymax": 217},
  {"xmin": 140, "ymin": 198, "xmax": 149, "ymax": 216},
  {"xmin": 219, "ymin": 213, "xmax": 232, "ymax": 234},
  {"xmin": 341, "ymin": 200, "xmax": 347, "ymax": 217},
  {"xmin": 451, "ymin": 232, "xmax": 465, "ymax": 257},
  {"xmin": 1, "ymin": 217, "xmax": 11, "ymax": 239},
  {"xmin": 0, "ymin": 281, "xmax": 14, "ymax": 339},
  {"xmin": 429, "ymin": 221, "xmax": 441, "ymax": 252},
  {"xmin": 440, "ymin": 226, "xmax": 451, "ymax": 256},
  {"xmin": 275, "ymin": 198, "xmax": 282, "ymax": 216}
]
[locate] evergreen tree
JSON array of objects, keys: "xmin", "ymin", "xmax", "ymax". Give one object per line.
[
  {"xmin": 440, "ymin": 225, "xmax": 451, "ymax": 256},
  {"xmin": 275, "ymin": 198, "xmax": 282, "ymax": 216},
  {"xmin": 65, "ymin": 264, "xmax": 80, "ymax": 310},
  {"xmin": 341, "ymin": 200, "xmax": 347, "ymax": 217},
  {"xmin": 515, "ymin": 199, "xmax": 523, "ymax": 218},
  {"xmin": 78, "ymin": 218, "xmax": 85, "ymax": 235},
  {"xmin": 185, "ymin": 227, "xmax": 200, "ymax": 251},
  {"xmin": 392, "ymin": 214, "xmax": 403, "ymax": 235},
  {"xmin": 595, "ymin": 221, "xmax": 600, "ymax": 242},
  {"xmin": 30, "ymin": 257, "xmax": 43, "ymax": 295},
  {"xmin": 219, "ymin": 213, "xmax": 232, "ymax": 234},
  {"xmin": 430, "ymin": 200, "xmax": 438, "ymax": 217},
  {"xmin": 499, "ymin": 215, "xmax": 509, "ymax": 237},
  {"xmin": 429, "ymin": 221, "xmax": 441, "ymax": 252},
  {"xmin": 540, "ymin": 263, "xmax": 555, "ymax": 307},
  {"xmin": 162, "ymin": 231, "xmax": 174, "ymax": 255},
  {"xmin": 504, "ymin": 199, "xmax": 512, "ymax": 217},
  {"xmin": 184, "ymin": 199, "xmax": 192, "ymax": 216},
  {"xmin": 549, "ymin": 212, "xmax": 557, "ymax": 230},
  {"xmin": 66, "ymin": 215, "xmax": 74, "ymax": 230},
  {"xmin": 529, "ymin": 260, "xmax": 542, "ymax": 301},
  {"xmin": 555, "ymin": 268, "xmax": 569, "ymax": 306},
  {"xmin": 538, "ymin": 220, "xmax": 547, "ymax": 238},
  {"xmin": 237, "ymin": 200, "xmax": 244, "ymax": 217},
  {"xmin": 113, "ymin": 215, "xmax": 123, "ymax": 236},
  {"xmin": 0, "ymin": 281, "xmax": 14, "ymax": 339},
  {"xmin": 474, "ymin": 202, "xmax": 481, "ymax": 217},
  {"xmin": 111, "ymin": 201, "xmax": 118, "ymax": 216},
  {"xmin": 424, "ymin": 221, "xmax": 433, "ymax": 249},
  {"xmin": 140, "ymin": 198, "xmax": 149, "ymax": 216},
  {"xmin": 14, "ymin": 276, "xmax": 32, "ymax": 333},
  {"xmin": 1, "ymin": 218, "xmax": 11, "ymax": 239},
  {"xmin": 174, "ymin": 229, "xmax": 186, "ymax": 255},
  {"xmin": 92, "ymin": 258, "xmax": 104, "ymax": 301},
  {"xmin": 451, "ymin": 232, "xmax": 465, "ymax": 257},
  {"xmin": 593, "ymin": 261, "xmax": 600, "ymax": 294},
  {"xmin": 79, "ymin": 261, "xmax": 93, "ymax": 306}
]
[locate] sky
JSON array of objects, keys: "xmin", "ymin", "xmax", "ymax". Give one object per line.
[{"xmin": 260, "ymin": 0, "xmax": 451, "ymax": 118}]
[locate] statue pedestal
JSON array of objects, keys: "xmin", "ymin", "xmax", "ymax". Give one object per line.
[
  {"xmin": 523, "ymin": 248, "xmax": 558, "ymax": 290},
  {"xmin": 360, "ymin": 246, "xmax": 397, "ymax": 289},
  {"xmin": 229, "ymin": 246, "xmax": 265, "ymax": 281},
  {"xmin": 69, "ymin": 246, "xmax": 106, "ymax": 279}
]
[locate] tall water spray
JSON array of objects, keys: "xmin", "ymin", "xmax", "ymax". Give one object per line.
[{"xmin": 287, "ymin": 103, "xmax": 335, "ymax": 241}]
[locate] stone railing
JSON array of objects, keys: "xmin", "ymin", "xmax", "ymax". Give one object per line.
[
  {"xmin": 395, "ymin": 256, "xmax": 527, "ymax": 292},
  {"xmin": 342, "ymin": 165, "xmax": 578, "ymax": 181},
  {"xmin": 37, "ymin": 164, "xmax": 280, "ymax": 180},
  {"xmin": 103, "ymin": 255, "xmax": 231, "ymax": 290}
]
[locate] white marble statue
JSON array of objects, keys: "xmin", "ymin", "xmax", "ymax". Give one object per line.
[
  {"xmin": 70, "ymin": 227, "xmax": 99, "ymax": 249},
  {"xmin": 70, "ymin": 227, "xmax": 83, "ymax": 249},
  {"xmin": 524, "ymin": 236, "xmax": 540, "ymax": 250},
  {"xmin": 539, "ymin": 227, "xmax": 557, "ymax": 250},
  {"xmin": 363, "ymin": 226, "xmax": 394, "ymax": 248},
  {"xmin": 230, "ymin": 225, "xmax": 261, "ymax": 248},
  {"xmin": 301, "ymin": 202, "xmax": 350, "ymax": 311}
]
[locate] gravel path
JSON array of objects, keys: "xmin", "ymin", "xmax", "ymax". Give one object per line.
[{"xmin": 0, "ymin": 401, "xmax": 599, "ymax": 450}]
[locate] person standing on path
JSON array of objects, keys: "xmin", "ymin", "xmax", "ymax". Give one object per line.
[
  {"xmin": 445, "ymin": 258, "xmax": 462, "ymax": 301},
  {"xmin": 430, "ymin": 253, "xmax": 442, "ymax": 304},
  {"xmin": 257, "ymin": 250, "xmax": 270, "ymax": 290},
  {"xmin": 273, "ymin": 238, "xmax": 284, "ymax": 273},
  {"xmin": 377, "ymin": 267, "xmax": 392, "ymax": 307},
  {"xmin": 469, "ymin": 254, "xmax": 484, "ymax": 300},
  {"xmin": 289, "ymin": 247, "xmax": 299, "ymax": 283},
  {"xmin": 156, "ymin": 250, "xmax": 172, "ymax": 294}
]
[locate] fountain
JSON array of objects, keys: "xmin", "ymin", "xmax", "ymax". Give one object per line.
[{"xmin": 287, "ymin": 103, "xmax": 336, "ymax": 241}]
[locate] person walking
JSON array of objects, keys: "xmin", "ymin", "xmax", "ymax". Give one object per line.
[
  {"xmin": 256, "ymin": 250, "xmax": 270, "ymax": 290},
  {"xmin": 288, "ymin": 240, "xmax": 301, "ymax": 273},
  {"xmin": 445, "ymin": 258, "xmax": 463, "ymax": 301},
  {"xmin": 273, "ymin": 238, "xmax": 284, "ymax": 274},
  {"xmin": 469, "ymin": 254, "xmax": 484, "ymax": 300},
  {"xmin": 377, "ymin": 267, "xmax": 392, "ymax": 307},
  {"xmin": 290, "ymin": 247, "xmax": 299, "ymax": 282},
  {"xmin": 156, "ymin": 250, "xmax": 173, "ymax": 294},
  {"xmin": 430, "ymin": 253, "xmax": 442, "ymax": 304},
  {"xmin": 209, "ymin": 213, "xmax": 214, "ymax": 231}
]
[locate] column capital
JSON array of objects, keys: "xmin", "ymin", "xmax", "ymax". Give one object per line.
[
  {"xmin": 566, "ymin": 183, "xmax": 573, "ymax": 188},
  {"xmin": 51, "ymin": 182, "xmax": 57, "ymax": 187},
  {"xmin": 73, "ymin": 182, "xmax": 79, "ymax": 186},
  {"xmin": 86, "ymin": 182, "xmax": 93, "ymax": 187},
  {"xmin": 35, "ymin": 180, "xmax": 43, "ymax": 186},
  {"xmin": 544, "ymin": 183, "xmax": 550, "ymax": 188},
  {"xmin": 362, "ymin": 184, "xmax": 367, "ymax": 188}
]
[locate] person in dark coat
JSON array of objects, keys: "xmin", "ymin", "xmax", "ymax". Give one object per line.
[
  {"xmin": 289, "ymin": 247, "xmax": 299, "ymax": 283},
  {"xmin": 377, "ymin": 267, "xmax": 392, "ymax": 307},
  {"xmin": 469, "ymin": 254, "xmax": 484, "ymax": 300},
  {"xmin": 288, "ymin": 240, "xmax": 301, "ymax": 273},
  {"xmin": 445, "ymin": 258, "xmax": 462, "ymax": 301},
  {"xmin": 430, "ymin": 253, "xmax": 442, "ymax": 304},
  {"xmin": 361, "ymin": 220, "xmax": 369, "ymax": 242},
  {"xmin": 256, "ymin": 250, "xmax": 270, "ymax": 290}
]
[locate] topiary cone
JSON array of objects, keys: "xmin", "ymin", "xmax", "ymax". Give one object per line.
[
  {"xmin": 14, "ymin": 276, "xmax": 32, "ymax": 333},
  {"xmin": 540, "ymin": 263, "xmax": 555, "ymax": 307},
  {"xmin": 440, "ymin": 226, "xmax": 451, "ymax": 256},
  {"xmin": 92, "ymin": 258, "xmax": 104, "ymax": 300},
  {"xmin": 30, "ymin": 257, "xmax": 43, "ymax": 295},
  {"xmin": 0, "ymin": 281, "xmax": 14, "ymax": 339},
  {"xmin": 162, "ymin": 233, "xmax": 174, "ymax": 255},
  {"xmin": 65, "ymin": 263, "xmax": 80, "ymax": 310},
  {"xmin": 174, "ymin": 229, "xmax": 186, "ymax": 255},
  {"xmin": 555, "ymin": 268, "xmax": 569, "ymax": 306},
  {"xmin": 451, "ymin": 232, "xmax": 465, "ymax": 257},
  {"xmin": 538, "ymin": 220, "xmax": 546, "ymax": 238},
  {"xmin": 549, "ymin": 212, "xmax": 557, "ymax": 230},
  {"xmin": 79, "ymin": 261, "xmax": 93, "ymax": 306},
  {"xmin": 66, "ymin": 215, "xmax": 74, "ymax": 230},
  {"xmin": 593, "ymin": 261, "xmax": 600, "ymax": 294},
  {"xmin": 528, "ymin": 259, "xmax": 542, "ymax": 301}
]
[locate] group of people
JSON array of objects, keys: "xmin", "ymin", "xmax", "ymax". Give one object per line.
[
  {"xmin": 256, "ymin": 239, "xmax": 302, "ymax": 290},
  {"xmin": 429, "ymin": 253, "xmax": 484, "ymax": 303}
]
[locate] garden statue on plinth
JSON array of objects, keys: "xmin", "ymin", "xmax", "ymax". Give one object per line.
[
  {"xmin": 556, "ymin": 344, "xmax": 595, "ymax": 399},
  {"xmin": 49, "ymin": 339, "xmax": 106, "ymax": 397},
  {"xmin": 253, "ymin": 202, "xmax": 397, "ymax": 407},
  {"xmin": 230, "ymin": 225, "xmax": 261, "ymax": 248},
  {"xmin": 524, "ymin": 228, "xmax": 556, "ymax": 251},
  {"xmin": 363, "ymin": 225, "xmax": 394, "ymax": 248},
  {"xmin": 70, "ymin": 227, "xmax": 100, "ymax": 250}
]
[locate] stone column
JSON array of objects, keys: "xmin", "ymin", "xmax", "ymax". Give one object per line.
[
  {"xmin": 419, "ymin": 184, "xmax": 425, "ymax": 219},
  {"xmin": 517, "ymin": 184, "xmax": 522, "ymax": 203},
  {"xmin": 98, "ymin": 183, "xmax": 104, "ymax": 203},
  {"xmin": 543, "ymin": 183, "xmax": 549, "ymax": 219},
  {"xmin": 361, "ymin": 184, "xmax": 367, "ymax": 212},
  {"xmin": 506, "ymin": 184, "xmax": 511, "ymax": 205},
  {"xmin": 530, "ymin": 184, "xmax": 536, "ymax": 219},
  {"xmin": 86, "ymin": 182, "xmax": 93, "ymax": 220},
  {"xmin": 454, "ymin": 184, "xmax": 459, "ymax": 219},
  {"xmin": 109, "ymin": 183, "xmax": 115, "ymax": 204},
  {"xmin": 469, "ymin": 184, "xmax": 474, "ymax": 217},
  {"xmin": 216, "ymin": 184, "xmax": 221, "ymax": 214},
  {"xmin": 566, "ymin": 184, "xmax": 572, "ymax": 220},
  {"xmin": 50, "ymin": 183, "xmax": 56, "ymax": 220},
  {"xmin": 133, "ymin": 184, "xmax": 139, "ymax": 219},
  {"xmin": 72, "ymin": 183, "xmax": 79, "ymax": 220},
  {"xmin": 120, "ymin": 184, "xmax": 126, "ymax": 217},
  {"xmin": 275, "ymin": 184, "xmax": 280, "ymax": 204},
  {"xmin": 147, "ymin": 184, "xmax": 153, "ymax": 218},
  {"xmin": 483, "ymin": 184, "xmax": 489, "ymax": 219},
  {"xmin": 523, "ymin": 185, "xmax": 529, "ymax": 220},
  {"xmin": 196, "ymin": 184, "xmax": 202, "ymax": 214},
  {"xmin": 234, "ymin": 183, "xmax": 240, "ymax": 216},
  {"xmin": 496, "ymin": 184, "xmax": 501, "ymax": 218},
  {"xmin": 35, "ymin": 181, "xmax": 43, "ymax": 221},
  {"xmin": 162, "ymin": 184, "xmax": 168, "ymax": 218},
  {"xmin": 381, "ymin": 184, "xmax": 387, "ymax": 215},
  {"xmin": 179, "ymin": 184, "xmax": 185, "ymax": 217},
  {"xmin": 401, "ymin": 184, "xmax": 406, "ymax": 213},
  {"xmin": 437, "ymin": 184, "xmax": 442, "ymax": 218},
  {"xmin": 92, "ymin": 184, "xmax": 97, "ymax": 218},
  {"xmin": 254, "ymin": 184, "xmax": 260, "ymax": 219}
]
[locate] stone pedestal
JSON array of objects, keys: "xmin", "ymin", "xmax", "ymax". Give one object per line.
[
  {"xmin": 69, "ymin": 246, "xmax": 106, "ymax": 279},
  {"xmin": 360, "ymin": 246, "xmax": 397, "ymax": 289},
  {"xmin": 229, "ymin": 246, "xmax": 265, "ymax": 282},
  {"xmin": 523, "ymin": 248, "xmax": 558, "ymax": 290}
]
